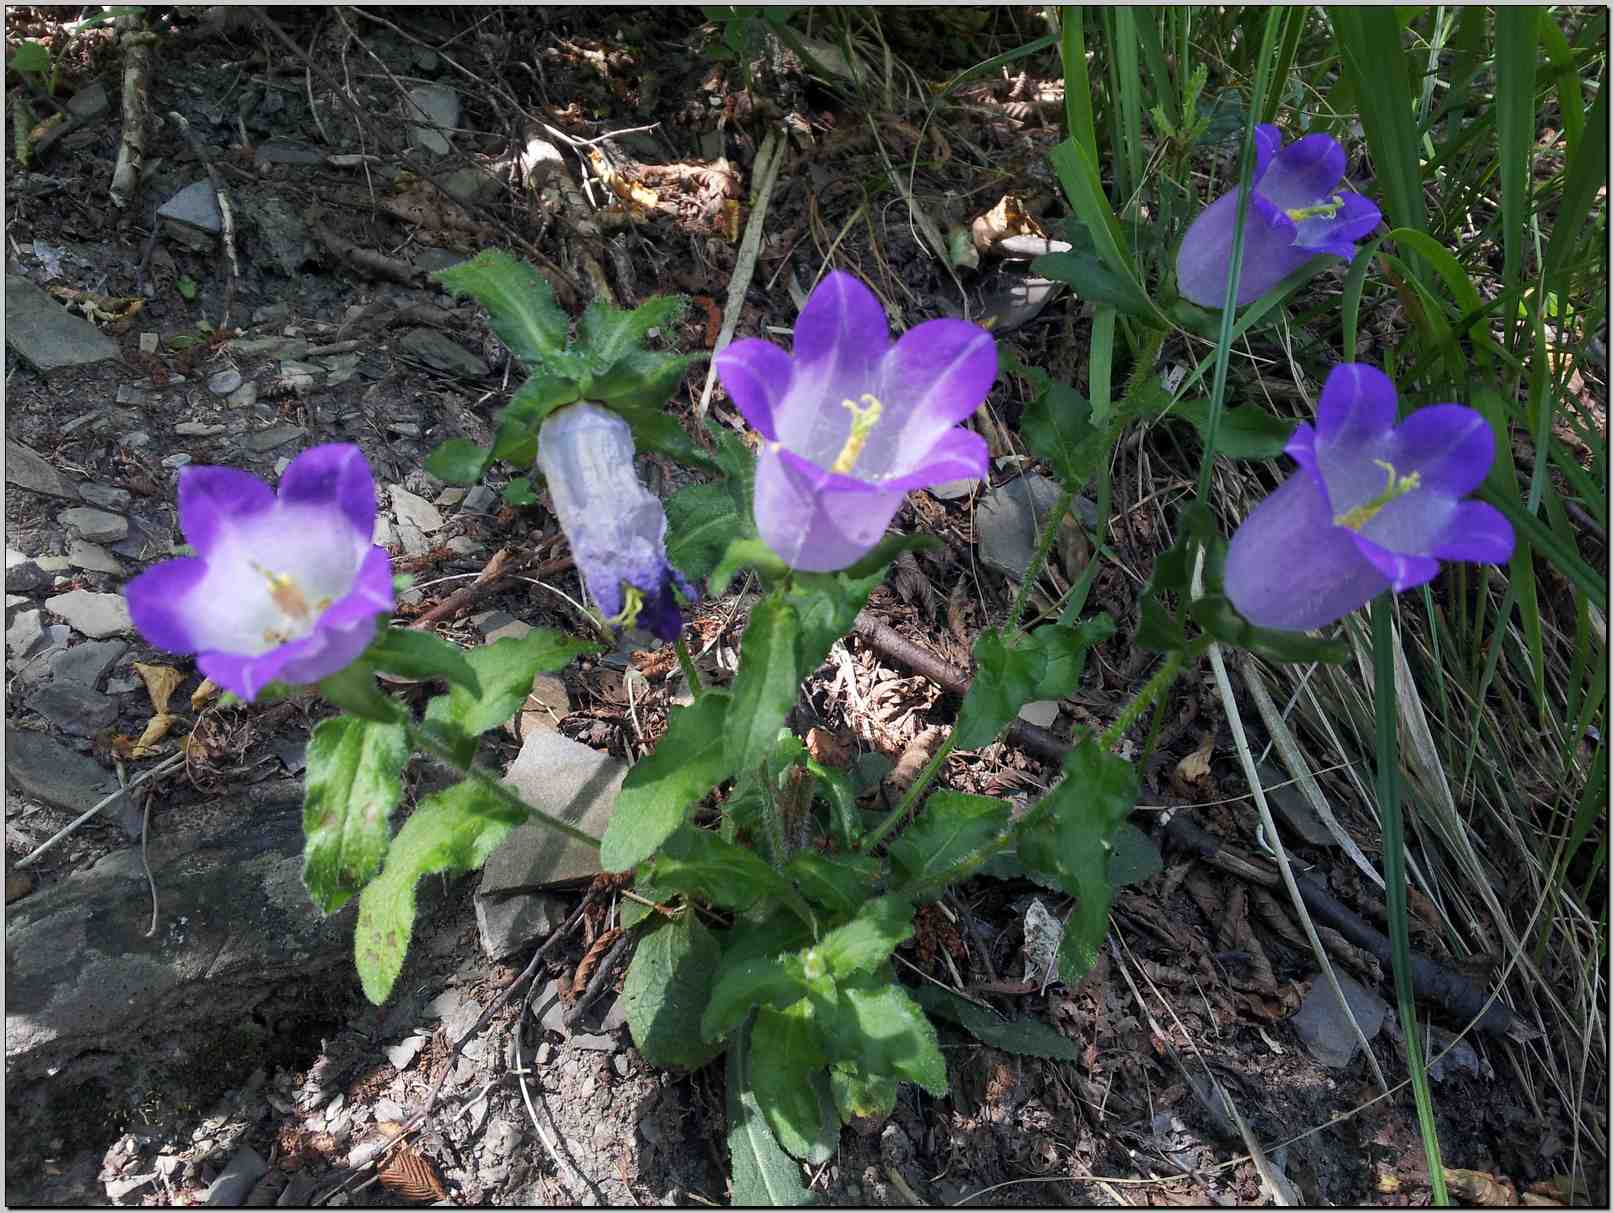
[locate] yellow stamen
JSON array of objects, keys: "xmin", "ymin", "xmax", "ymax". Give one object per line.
[
  {"xmin": 1333, "ymin": 459, "xmax": 1422, "ymax": 531},
  {"xmin": 1286, "ymin": 194, "xmax": 1346, "ymax": 223},
  {"xmin": 607, "ymin": 584, "xmax": 646, "ymax": 631},
  {"xmin": 830, "ymin": 394, "xmax": 884, "ymax": 474}
]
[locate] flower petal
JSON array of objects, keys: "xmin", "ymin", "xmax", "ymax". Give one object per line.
[
  {"xmin": 315, "ymin": 546, "xmax": 395, "ymax": 630},
  {"xmin": 874, "ymin": 426, "xmax": 989, "ymax": 492},
  {"xmin": 178, "ymin": 466, "xmax": 273, "ymax": 556},
  {"xmin": 860, "ymin": 318, "xmax": 997, "ymax": 476},
  {"xmin": 1224, "ymin": 469, "xmax": 1389, "ymax": 630},
  {"xmin": 1388, "ymin": 404, "xmax": 1495, "ymax": 497},
  {"xmin": 124, "ymin": 557, "xmax": 210, "ymax": 654},
  {"xmin": 1314, "ymin": 363, "xmax": 1399, "ymax": 448},
  {"xmin": 1252, "ymin": 123, "xmax": 1283, "ymax": 183},
  {"xmin": 713, "ymin": 338, "xmax": 794, "ymax": 441},
  {"xmin": 1253, "ymin": 133, "xmax": 1345, "ymax": 211},
  {"xmin": 1176, "ymin": 192, "xmax": 1309, "ymax": 307},
  {"xmin": 278, "ymin": 443, "xmax": 377, "ymax": 541},
  {"xmin": 1294, "ymin": 190, "xmax": 1381, "ymax": 257},
  {"xmin": 1349, "ymin": 532, "xmax": 1441, "ymax": 592},
  {"xmin": 754, "ymin": 445, "xmax": 904, "ymax": 572},
  {"xmin": 793, "ymin": 270, "xmax": 891, "ymax": 371},
  {"xmin": 1429, "ymin": 500, "xmax": 1514, "ymax": 565}
]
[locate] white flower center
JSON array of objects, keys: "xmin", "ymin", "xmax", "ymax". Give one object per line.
[{"xmin": 1333, "ymin": 459, "xmax": 1422, "ymax": 531}]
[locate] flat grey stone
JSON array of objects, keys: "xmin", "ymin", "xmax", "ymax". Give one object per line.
[
  {"xmin": 156, "ymin": 181, "xmax": 222, "ymax": 236},
  {"xmin": 928, "ymin": 478, "xmax": 978, "ymax": 501},
  {"xmin": 66, "ymin": 81, "xmax": 109, "ymax": 121},
  {"xmin": 236, "ymin": 191, "xmax": 313, "ymax": 277},
  {"xmin": 3, "ymin": 722, "xmax": 119, "ymax": 815},
  {"xmin": 570, "ymin": 1033, "xmax": 617, "ymax": 1052},
  {"xmin": 204, "ymin": 1145, "xmax": 268, "ymax": 1207},
  {"xmin": 206, "ymin": 368, "xmax": 242, "ymax": 395},
  {"xmin": 5, "ymin": 594, "xmax": 28, "ymax": 619},
  {"xmin": 472, "ymin": 610, "xmax": 530, "ymax": 644},
  {"xmin": 78, "ymin": 482, "xmax": 132, "ymax": 511},
  {"xmin": 413, "ymin": 247, "xmax": 466, "ymax": 274},
  {"xmin": 441, "ymin": 166, "xmax": 500, "ymax": 206},
  {"xmin": 976, "ymin": 274, "xmax": 1063, "ymax": 336},
  {"xmin": 271, "ymin": 737, "xmax": 307, "ymax": 774},
  {"xmin": 7, "ymin": 549, "xmax": 50, "ymax": 593},
  {"xmin": 49, "ymin": 639, "xmax": 127, "ymax": 687},
  {"xmin": 11, "ymin": 624, "xmax": 72, "ymax": 684},
  {"xmin": 462, "ymin": 485, "xmax": 497, "ymax": 513},
  {"xmin": 241, "ymin": 425, "xmax": 306, "ymax": 454},
  {"xmin": 479, "ymin": 731, "xmax": 628, "ymax": 892},
  {"xmin": 388, "ymin": 485, "xmax": 445, "ymax": 534},
  {"xmin": 474, "ymin": 890, "xmax": 567, "ymax": 960},
  {"xmin": 254, "ymin": 140, "xmax": 324, "ymax": 167},
  {"xmin": 406, "ymin": 84, "xmax": 460, "ymax": 157},
  {"xmin": 1288, "ymin": 971, "xmax": 1388, "ymax": 1069},
  {"xmin": 226, "ymin": 381, "xmax": 258, "ymax": 409},
  {"xmin": 58, "ymin": 507, "xmax": 128, "ymax": 544},
  {"xmin": 252, "ymin": 302, "xmax": 290, "ymax": 326},
  {"xmin": 976, "ymin": 473, "xmax": 1065, "ymax": 579},
  {"xmin": 162, "ymin": 454, "xmax": 191, "ymax": 471},
  {"xmin": 397, "ymin": 327, "xmax": 488, "ymax": 378},
  {"xmin": 1018, "ymin": 700, "xmax": 1060, "ymax": 728},
  {"xmin": 1254, "ymin": 760, "xmax": 1336, "ymax": 847},
  {"xmin": 66, "ymin": 540, "xmax": 122, "ymax": 574},
  {"xmin": 7, "ymin": 609, "xmax": 46, "ymax": 660},
  {"xmin": 175, "ymin": 422, "xmax": 226, "ymax": 437},
  {"xmin": 32, "ymin": 680, "xmax": 118, "ymax": 737},
  {"xmin": 45, "ymin": 589, "xmax": 133, "ymax": 638},
  {"xmin": 5, "ymin": 275, "xmax": 121, "ymax": 371},
  {"xmin": 116, "ymin": 383, "xmax": 148, "ymax": 405}
]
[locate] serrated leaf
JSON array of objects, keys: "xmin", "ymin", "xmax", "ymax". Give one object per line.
[
  {"xmin": 813, "ymin": 895, "xmax": 913, "ymax": 978},
  {"xmin": 829, "ymin": 1064, "xmax": 899, "ymax": 1124},
  {"xmin": 952, "ymin": 628, "xmax": 1048, "ymax": 749},
  {"xmin": 622, "ymin": 912, "xmax": 724, "ymax": 1069},
  {"xmin": 666, "ymin": 483, "xmax": 745, "ymax": 580},
  {"xmin": 888, "ymin": 791, "xmax": 1013, "ymax": 891},
  {"xmin": 601, "ymin": 692, "xmax": 736, "ymax": 872},
  {"xmin": 790, "ymin": 568, "xmax": 884, "ymax": 675},
  {"xmin": 1017, "ymin": 738, "xmax": 1139, "ymax": 984},
  {"xmin": 811, "ymin": 977, "xmax": 947, "ymax": 1095},
  {"xmin": 302, "ymin": 716, "xmax": 409, "ymax": 913},
  {"xmin": 1169, "ymin": 399, "xmax": 1295, "ymax": 459},
  {"xmin": 727, "ymin": 1025, "xmax": 812, "ymax": 1206},
  {"xmin": 911, "ymin": 984, "xmax": 1081, "ymax": 1061},
  {"xmin": 617, "ymin": 405, "xmax": 718, "ymax": 472},
  {"xmin": 354, "ymin": 781, "xmax": 520, "ymax": 1003},
  {"xmin": 579, "ymin": 294, "xmax": 685, "ymax": 374},
  {"xmin": 368, "ymin": 627, "xmax": 482, "ymax": 697},
  {"xmin": 423, "ymin": 629, "xmax": 598, "ymax": 753},
  {"xmin": 432, "ymin": 250, "xmax": 570, "ymax": 365},
  {"xmin": 1016, "ymin": 375, "xmax": 1103, "ymax": 489},
  {"xmin": 783, "ymin": 852, "xmax": 881, "ymax": 916},
  {"xmin": 594, "ymin": 349, "xmax": 691, "ymax": 414},
  {"xmin": 752, "ymin": 1003, "xmax": 835, "ymax": 1163},
  {"xmin": 710, "ymin": 537, "xmax": 789, "ymax": 596},
  {"xmin": 727, "ymin": 593, "xmax": 801, "ymax": 777},
  {"xmin": 648, "ymin": 825, "xmax": 794, "ymax": 911},
  {"xmin": 424, "ymin": 438, "xmax": 491, "ymax": 485},
  {"xmin": 702, "ymin": 951, "xmax": 808, "ymax": 1042},
  {"xmin": 1110, "ymin": 822, "xmax": 1163, "ymax": 887}
]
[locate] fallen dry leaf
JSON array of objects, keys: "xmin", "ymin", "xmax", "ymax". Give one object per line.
[
  {"xmin": 376, "ymin": 1144, "xmax": 447, "ymax": 1202},
  {"xmin": 970, "ymin": 193, "xmax": 1048, "ymax": 255},
  {"xmin": 1444, "ymin": 1168, "xmax": 1517, "ymax": 1206},
  {"xmin": 129, "ymin": 713, "xmax": 179, "ymax": 759},
  {"xmin": 134, "ymin": 662, "xmax": 184, "ymax": 715},
  {"xmin": 1174, "ymin": 732, "xmax": 1215, "ymax": 787},
  {"xmin": 191, "ymin": 678, "xmax": 220, "ymax": 710}
]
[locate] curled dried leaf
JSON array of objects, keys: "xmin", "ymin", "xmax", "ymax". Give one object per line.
[{"xmin": 134, "ymin": 662, "xmax": 184, "ymax": 715}]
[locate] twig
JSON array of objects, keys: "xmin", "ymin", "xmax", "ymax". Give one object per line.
[
  {"xmin": 694, "ymin": 129, "xmax": 784, "ymax": 420},
  {"xmin": 137, "ymin": 777, "xmax": 159, "ymax": 937},
  {"xmin": 16, "ymin": 750, "xmax": 185, "ymax": 868},
  {"xmin": 165, "ymin": 110, "xmax": 239, "ymax": 329},
  {"xmin": 408, "ymin": 550, "xmax": 574, "ymax": 629},
  {"xmin": 108, "ymin": 18, "xmax": 156, "ymax": 208},
  {"xmin": 561, "ymin": 930, "xmax": 632, "ymax": 1029},
  {"xmin": 305, "ymin": 205, "xmax": 421, "ymax": 285}
]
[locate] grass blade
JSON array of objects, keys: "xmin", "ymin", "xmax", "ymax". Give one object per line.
[
  {"xmin": 1329, "ymin": 8, "xmax": 1428, "ymax": 243},
  {"xmin": 1494, "ymin": 7, "xmax": 1541, "ymax": 345}
]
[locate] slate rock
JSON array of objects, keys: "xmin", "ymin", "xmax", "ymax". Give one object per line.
[
  {"xmin": 204, "ymin": 1145, "xmax": 268, "ymax": 1207},
  {"xmin": 976, "ymin": 473, "xmax": 1097, "ymax": 578},
  {"xmin": 4, "ymin": 722, "xmax": 119, "ymax": 815},
  {"xmin": 479, "ymin": 731, "xmax": 628, "ymax": 893},
  {"xmin": 462, "ymin": 484, "xmax": 497, "ymax": 513},
  {"xmin": 6, "ymin": 550, "xmax": 51, "ymax": 592},
  {"xmin": 5, "ymin": 275, "xmax": 121, "ymax": 371},
  {"xmin": 406, "ymin": 84, "xmax": 460, "ymax": 157},
  {"xmin": 397, "ymin": 327, "xmax": 488, "ymax": 378},
  {"xmin": 32, "ymin": 680, "xmax": 118, "ymax": 737},
  {"xmin": 475, "ymin": 890, "xmax": 567, "ymax": 960},
  {"xmin": 66, "ymin": 81, "xmax": 110, "ymax": 121},
  {"xmin": 6, "ymin": 787, "xmax": 357, "ymax": 1085},
  {"xmin": 7, "ymin": 609, "xmax": 46, "ymax": 660},
  {"xmin": 58, "ymin": 506, "xmax": 128, "ymax": 543},
  {"xmin": 66, "ymin": 540, "xmax": 122, "ymax": 574},
  {"xmin": 1288, "ymin": 971, "xmax": 1389, "ymax": 1068},
  {"xmin": 157, "ymin": 181, "xmax": 222, "ymax": 236},
  {"xmin": 45, "ymin": 589, "xmax": 133, "ymax": 638},
  {"xmin": 241, "ymin": 425, "xmax": 306, "ymax": 455},
  {"xmin": 254, "ymin": 140, "xmax": 325, "ymax": 167},
  {"xmin": 237, "ymin": 191, "xmax": 314, "ymax": 278},
  {"xmin": 11, "ymin": 623, "xmax": 73, "ymax": 684},
  {"xmin": 49, "ymin": 639, "xmax": 127, "ymax": 687},
  {"xmin": 78, "ymin": 482, "xmax": 132, "ymax": 511},
  {"xmin": 388, "ymin": 485, "xmax": 445, "ymax": 534},
  {"xmin": 928, "ymin": 478, "xmax": 978, "ymax": 501},
  {"xmin": 1254, "ymin": 760, "xmax": 1337, "ymax": 847},
  {"xmin": 207, "ymin": 368, "xmax": 243, "ymax": 395}
]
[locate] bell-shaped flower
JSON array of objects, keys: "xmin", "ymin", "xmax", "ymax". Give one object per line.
[
  {"xmin": 125, "ymin": 444, "xmax": 395, "ymax": 702},
  {"xmin": 536, "ymin": 402, "xmax": 695, "ymax": 642},
  {"xmin": 1224, "ymin": 364, "xmax": 1514, "ymax": 631},
  {"xmin": 713, "ymin": 271, "xmax": 997, "ymax": 572},
  {"xmin": 1177, "ymin": 124, "xmax": 1381, "ymax": 308}
]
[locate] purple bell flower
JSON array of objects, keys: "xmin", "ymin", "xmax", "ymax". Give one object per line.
[
  {"xmin": 713, "ymin": 271, "xmax": 997, "ymax": 572},
  {"xmin": 1224, "ymin": 364, "xmax": 1514, "ymax": 631},
  {"xmin": 124, "ymin": 444, "xmax": 395, "ymax": 702},
  {"xmin": 1177, "ymin": 124, "xmax": 1382, "ymax": 308},
  {"xmin": 536, "ymin": 402, "xmax": 695, "ymax": 642}
]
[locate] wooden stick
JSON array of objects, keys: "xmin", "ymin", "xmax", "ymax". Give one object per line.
[{"xmin": 108, "ymin": 19, "xmax": 156, "ymax": 209}]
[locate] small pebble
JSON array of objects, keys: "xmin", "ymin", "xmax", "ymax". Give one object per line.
[
  {"xmin": 162, "ymin": 453, "xmax": 193, "ymax": 469},
  {"xmin": 207, "ymin": 368, "xmax": 243, "ymax": 395},
  {"xmin": 138, "ymin": 332, "xmax": 159, "ymax": 354},
  {"xmin": 226, "ymin": 382, "xmax": 258, "ymax": 408}
]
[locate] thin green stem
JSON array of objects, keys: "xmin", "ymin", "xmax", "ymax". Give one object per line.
[
  {"xmin": 1371, "ymin": 596, "xmax": 1450, "ymax": 1206},
  {"xmin": 859, "ymin": 733, "xmax": 958, "ymax": 854},
  {"xmin": 1006, "ymin": 485, "xmax": 1075, "ymax": 637},
  {"xmin": 406, "ymin": 723, "xmax": 602, "ymax": 850},
  {"xmin": 674, "ymin": 633, "xmax": 703, "ymax": 698}
]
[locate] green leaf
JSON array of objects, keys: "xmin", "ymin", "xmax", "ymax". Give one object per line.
[
  {"xmin": 594, "ymin": 349, "xmax": 690, "ymax": 413},
  {"xmin": 829, "ymin": 1065, "xmax": 899, "ymax": 1124},
  {"xmin": 601, "ymin": 692, "xmax": 736, "ymax": 872},
  {"xmin": 789, "ymin": 569, "xmax": 884, "ymax": 675},
  {"xmin": 666, "ymin": 483, "xmax": 745, "ymax": 580},
  {"xmin": 424, "ymin": 438, "xmax": 491, "ymax": 485},
  {"xmin": 647, "ymin": 825, "xmax": 794, "ymax": 911},
  {"xmin": 500, "ymin": 479, "xmax": 538, "ymax": 507},
  {"xmin": 1014, "ymin": 373, "xmax": 1103, "ymax": 489},
  {"xmin": 1033, "ymin": 242, "xmax": 1156, "ymax": 319},
  {"xmin": 617, "ymin": 405, "xmax": 718, "ymax": 472},
  {"xmin": 752, "ymin": 1003, "xmax": 835, "ymax": 1163},
  {"xmin": 622, "ymin": 912, "xmax": 724, "ymax": 1069},
  {"xmin": 317, "ymin": 658, "xmax": 404, "ymax": 724},
  {"xmin": 432, "ymin": 250, "xmax": 570, "ymax": 365},
  {"xmin": 783, "ymin": 852, "xmax": 882, "ymax": 916},
  {"xmin": 500, "ymin": 374, "xmax": 581, "ymax": 445},
  {"xmin": 702, "ymin": 951, "xmax": 808, "ymax": 1042},
  {"xmin": 301, "ymin": 715, "xmax": 409, "ymax": 913},
  {"xmin": 368, "ymin": 627, "xmax": 482, "ymax": 698},
  {"xmin": 888, "ymin": 791, "xmax": 1013, "ymax": 891},
  {"xmin": 710, "ymin": 537, "xmax": 790, "ymax": 596},
  {"xmin": 953, "ymin": 619, "xmax": 1108, "ymax": 750},
  {"xmin": 727, "ymin": 593, "xmax": 802, "ymax": 777},
  {"xmin": 811, "ymin": 976, "xmax": 947, "ymax": 1095},
  {"xmin": 812, "ymin": 895, "xmax": 913, "ymax": 978},
  {"xmin": 579, "ymin": 294, "xmax": 686, "ymax": 374},
  {"xmin": 1168, "ymin": 400, "xmax": 1295, "ymax": 459},
  {"xmin": 353, "ymin": 781, "xmax": 520, "ymax": 1003},
  {"xmin": 9, "ymin": 41, "xmax": 50, "ymax": 74},
  {"xmin": 727, "ymin": 1024, "xmax": 812, "ymax": 1206},
  {"xmin": 803, "ymin": 761, "xmax": 864, "ymax": 850},
  {"xmin": 839, "ymin": 534, "xmax": 943, "ymax": 580},
  {"xmin": 1109, "ymin": 823, "xmax": 1163, "ymax": 887},
  {"xmin": 423, "ymin": 628, "xmax": 598, "ymax": 750},
  {"xmin": 911, "ymin": 984, "xmax": 1081, "ymax": 1061},
  {"xmin": 1017, "ymin": 739, "xmax": 1139, "ymax": 984},
  {"xmin": 175, "ymin": 276, "xmax": 198, "ymax": 301}
]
